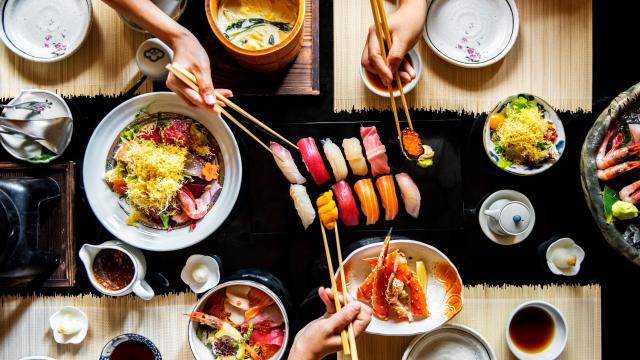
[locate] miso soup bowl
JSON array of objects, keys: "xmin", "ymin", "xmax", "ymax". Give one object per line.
[
  {"xmin": 205, "ymin": 0, "xmax": 305, "ymax": 72},
  {"xmin": 505, "ymin": 301, "xmax": 568, "ymax": 360}
]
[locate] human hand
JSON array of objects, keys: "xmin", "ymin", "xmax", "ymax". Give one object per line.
[
  {"xmin": 288, "ymin": 287, "xmax": 372, "ymax": 360},
  {"xmin": 361, "ymin": 0, "xmax": 428, "ymax": 86}
]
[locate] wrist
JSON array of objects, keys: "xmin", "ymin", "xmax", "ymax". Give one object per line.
[
  {"xmin": 165, "ymin": 25, "xmax": 193, "ymax": 49},
  {"xmin": 289, "ymin": 341, "xmax": 324, "ymax": 360}
]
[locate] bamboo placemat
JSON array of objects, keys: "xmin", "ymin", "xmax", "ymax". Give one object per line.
[
  {"xmin": 0, "ymin": 1, "xmax": 152, "ymax": 99},
  {"xmin": 0, "ymin": 292, "xmax": 197, "ymax": 359},
  {"xmin": 333, "ymin": 0, "xmax": 593, "ymax": 113},
  {"xmin": 339, "ymin": 284, "xmax": 601, "ymax": 360}
]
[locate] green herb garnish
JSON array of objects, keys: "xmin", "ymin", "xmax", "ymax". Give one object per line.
[
  {"xmin": 224, "ymin": 18, "xmax": 292, "ymax": 39},
  {"xmin": 160, "ymin": 211, "xmax": 170, "ymax": 229},
  {"xmin": 29, "ymin": 149, "xmax": 55, "ymax": 161},
  {"xmin": 497, "ymin": 156, "xmax": 513, "ymax": 169},
  {"xmin": 603, "ymin": 185, "xmax": 619, "ymax": 224}
]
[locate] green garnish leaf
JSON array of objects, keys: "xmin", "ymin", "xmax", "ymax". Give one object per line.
[
  {"xmin": 29, "ymin": 149, "xmax": 55, "ymax": 161},
  {"xmin": 497, "ymin": 156, "xmax": 512, "ymax": 169},
  {"xmin": 536, "ymin": 141, "xmax": 551, "ymax": 150},
  {"xmin": 160, "ymin": 211, "xmax": 170, "ymax": 229},
  {"xmin": 603, "ymin": 185, "xmax": 619, "ymax": 224}
]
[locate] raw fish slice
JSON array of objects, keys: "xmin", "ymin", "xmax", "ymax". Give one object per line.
[
  {"xmin": 354, "ymin": 178, "xmax": 380, "ymax": 225},
  {"xmin": 395, "ymin": 173, "xmax": 421, "ymax": 218},
  {"xmin": 246, "ymin": 303, "xmax": 284, "ymax": 327},
  {"xmin": 270, "ymin": 141, "xmax": 306, "ymax": 184},
  {"xmin": 375, "ymin": 175, "xmax": 399, "ymax": 221},
  {"xmin": 342, "ymin": 138, "xmax": 368, "ymax": 176},
  {"xmin": 289, "ymin": 184, "xmax": 316, "ymax": 229},
  {"xmin": 298, "ymin": 137, "xmax": 331, "ymax": 185},
  {"xmin": 360, "ymin": 126, "xmax": 390, "ymax": 177},
  {"xmin": 331, "ymin": 181, "xmax": 359, "ymax": 226},
  {"xmin": 322, "ymin": 138, "xmax": 349, "ymax": 181}
]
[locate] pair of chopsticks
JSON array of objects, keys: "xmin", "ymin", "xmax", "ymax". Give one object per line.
[
  {"xmin": 165, "ymin": 63, "xmax": 298, "ymax": 156},
  {"xmin": 319, "ymin": 222, "xmax": 359, "ymax": 359},
  {"xmin": 368, "ymin": 0, "xmax": 414, "ymax": 139}
]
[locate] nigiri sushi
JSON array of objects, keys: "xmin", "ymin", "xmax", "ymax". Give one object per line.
[
  {"xmin": 354, "ymin": 178, "xmax": 380, "ymax": 225},
  {"xmin": 395, "ymin": 173, "xmax": 421, "ymax": 218},
  {"xmin": 375, "ymin": 175, "xmax": 399, "ymax": 221},
  {"xmin": 332, "ymin": 181, "xmax": 359, "ymax": 227},
  {"xmin": 270, "ymin": 142, "xmax": 306, "ymax": 184},
  {"xmin": 317, "ymin": 190, "xmax": 339, "ymax": 230},
  {"xmin": 342, "ymin": 138, "xmax": 368, "ymax": 176},
  {"xmin": 322, "ymin": 139, "xmax": 349, "ymax": 181},
  {"xmin": 290, "ymin": 184, "xmax": 316, "ymax": 229},
  {"xmin": 360, "ymin": 126, "xmax": 390, "ymax": 177},
  {"xmin": 298, "ymin": 137, "xmax": 331, "ymax": 185}
]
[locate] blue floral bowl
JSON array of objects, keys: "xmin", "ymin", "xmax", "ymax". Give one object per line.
[{"xmin": 99, "ymin": 333, "xmax": 162, "ymax": 359}]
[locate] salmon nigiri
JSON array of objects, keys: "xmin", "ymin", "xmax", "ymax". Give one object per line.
[
  {"xmin": 375, "ymin": 175, "xmax": 398, "ymax": 221},
  {"xmin": 354, "ymin": 179, "xmax": 380, "ymax": 225}
]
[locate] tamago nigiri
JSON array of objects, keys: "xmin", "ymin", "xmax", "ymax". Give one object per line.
[
  {"xmin": 375, "ymin": 175, "xmax": 399, "ymax": 221},
  {"xmin": 270, "ymin": 141, "xmax": 306, "ymax": 184},
  {"xmin": 290, "ymin": 184, "xmax": 316, "ymax": 229},
  {"xmin": 354, "ymin": 178, "xmax": 380, "ymax": 225},
  {"xmin": 322, "ymin": 139, "xmax": 349, "ymax": 181},
  {"xmin": 342, "ymin": 138, "xmax": 368, "ymax": 176},
  {"xmin": 395, "ymin": 173, "xmax": 421, "ymax": 218}
]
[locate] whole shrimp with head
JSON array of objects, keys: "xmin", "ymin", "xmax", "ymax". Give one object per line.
[{"xmin": 597, "ymin": 123, "xmax": 640, "ymax": 180}]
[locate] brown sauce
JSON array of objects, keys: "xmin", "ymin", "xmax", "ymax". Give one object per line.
[
  {"xmin": 92, "ymin": 249, "xmax": 135, "ymax": 291},
  {"xmin": 509, "ymin": 306, "xmax": 555, "ymax": 353},
  {"xmin": 110, "ymin": 340, "xmax": 156, "ymax": 360},
  {"xmin": 364, "ymin": 56, "xmax": 413, "ymax": 92}
]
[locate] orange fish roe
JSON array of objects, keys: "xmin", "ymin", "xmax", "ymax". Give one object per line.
[{"xmin": 401, "ymin": 128, "xmax": 424, "ymax": 157}]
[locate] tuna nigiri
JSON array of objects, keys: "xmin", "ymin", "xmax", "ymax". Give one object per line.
[
  {"xmin": 375, "ymin": 175, "xmax": 399, "ymax": 221},
  {"xmin": 290, "ymin": 184, "xmax": 316, "ymax": 229},
  {"xmin": 270, "ymin": 142, "xmax": 306, "ymax": 184},
  {"xmin": 322, "ymin": 139, "xmax": 349, "ymax": 181},
  {"xmin": 331, "ymin": 181, "xmax": 359, "ymax": 227},
  {"xmin": 317, "ymin": 190, "xmax": 339, "ymax": 230},
  {"xmin": 298, "ymin": 137, "xmax": 331, "ymax": 185},
  {"xmin": 342, "ymin": 138, "xmax": 368, "ymax": 176},
  {"xmin": 354, "ymin": 179, "xmax": 380, "ymax": 225},
  {"xmin": 360, "ymin": 126, "xmax": 390, "ymax": 177},
  {"xmin": 395, "ymin": 173, "xmax": 421, "ymax": 218}
]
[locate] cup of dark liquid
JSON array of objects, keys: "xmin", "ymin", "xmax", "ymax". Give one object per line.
[
  {"xmin": 100, "ymin": 333, "xmax": 161, "ymax": 360},
  {"xmin": 506, "ymin": 301, "xmax": 568, "ymax": 360}
]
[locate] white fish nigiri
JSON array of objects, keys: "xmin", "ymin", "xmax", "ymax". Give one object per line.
[
  {"xmin": 290, "ymin": 184, "xmax": 316, "ymax": 229},
  {"xmin": 395, "ymin": 173, "xmax": 421, "ymax": 218},
  {"xmin": 341, "ymin": 138, "xmax": 368, "ymax": 176},
  {"xmin": 270, "ymin": 141, "xmax": 306, "ymax": 184},
  {"xmin": 322, "ymin": 138, "xmax": 349, "ymax": 181}
]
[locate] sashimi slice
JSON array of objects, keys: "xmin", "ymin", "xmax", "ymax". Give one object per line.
[
  {"xmin": 331, "ymin": 181, "xmax": 359, "ymax": 227},
  {"xmin": 298, "ymin": 137, "xmax": 331, "ymax": 185},
  {"xmin": 395, "ymin": 172, "xmax": 421, "ymax": 218},
  {"xmin": 342, "ymin": 137, "xmax": 368, "ymax": 176},
  {"xmin": 270, "ymin": 141, "xmax": 306, "ymax": 184},
  {"xmin": 360, "ymin": 126, "xmax": 390, "ymax": 177},
  {"xmin": 354, "ymin": 178, "xmax": 380, "ymax": 225},
  {"xmin": 289, "ymin": 184, "xmax": 316, "ymax": 229},
  {"xmin": 375, "ymin": 175, "xmax": 399, "ymax": 221},
  {"xmin": 322, "ymin": 138, "xmax": 349, "ymax": 181}
]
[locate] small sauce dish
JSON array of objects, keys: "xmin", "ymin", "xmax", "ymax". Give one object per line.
[
  {"xmin": 359, "ymin": 48, "xmax": 422, "ymax": 98},
  {"xmin": 546, "ymin": 238, "xmax": 585, "ymax": 276},
  {"xmin": 180, "ymin": 254, "xmax": 221, "ymax": 294},
  {"xmin": 506, "ymin": 301, "xmax": 568, "ymax": 360},
  {"xmin": 49, "ymin": 306, "xmax": 89, "ymax": 345}
]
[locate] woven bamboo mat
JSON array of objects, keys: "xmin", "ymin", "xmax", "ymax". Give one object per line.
[
  {"xmin": 339, "ymin": 284, "xmax": 601, "ymax": 360},
  {"xmin": 0, "ymin": 292, "xmax": 197, "ymax": 359},
  {"xmin": 333, "ymin": 0, "xmax": 593, "ymax": 113},
  {"xmin": 0, "ymin": 1, "xmax": 152, "ymax": 99}
]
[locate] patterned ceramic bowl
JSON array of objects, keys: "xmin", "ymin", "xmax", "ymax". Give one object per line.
[{"xmin": 100, "ymin": 333, "xmax": 162, "ymax": 360}]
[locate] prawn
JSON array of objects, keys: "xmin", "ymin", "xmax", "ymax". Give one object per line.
[
  {"xmin": 188, "ymin": 312, "xmax": 226, "ymax": 329},
  {"xmin": 597, "ymin": 161, "xmax": 640, "ymax": 180},
  {"xmin": 620, "ymin": 180, "xmax": 640, "ymax": 204},
  {"xmin": 597, "ymin": 144, "xmax": 640, "ymax": 170},
  {"xmin": 177, "ymin": 182, "xmax": 222, "ymax": 220}
]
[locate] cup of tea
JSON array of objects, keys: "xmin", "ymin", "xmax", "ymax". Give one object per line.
[
  {"xmin": 100, "ymin": 333, "xmax": 161, "ymax": 360},
  {"xmin": 506, "ymin": 301, "xmax": 568, "ymax": 360}
]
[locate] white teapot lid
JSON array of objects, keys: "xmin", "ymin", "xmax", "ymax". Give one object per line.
[{"xmin": 499, "ymin": 202, "xmax": 531, "ymax": 235}]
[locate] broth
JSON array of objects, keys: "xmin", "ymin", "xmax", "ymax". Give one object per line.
[
  {"xmin": 92, "ymin": 249, "xmax": 135, "ymax": 291},
  {"xmin": 509, "ymin": 306, "xmax": 555, "ymax": 353},
  {"xmin": 110, "ymin": 340, "xmax": 156, "ymax": 360}
]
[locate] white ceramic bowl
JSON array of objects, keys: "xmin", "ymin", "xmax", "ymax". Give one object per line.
[
  {"xmin": 121, "ymin": 0, "xmax": 187, "ymax": 33},
  {"xmin": 423, "ymin": 0, "xmax": 519, "ymax": 68},
  {"xmin": 359, "ymin": 48, "xmax": 423, "ymax": 98},
  {"xmin": 402, "ymin": 324, "xmax": 496, "ymax": 360},
  {"xmin": 49, "ymin": 306, "xmax": 89, "ymax": 345},
  {"xmin": 483, "ymin": 94, "xmax": 566, "ymax": 176},
  {"xmin": 506, "ymin": 301, "xmax": 568, "ymax": 360},
  {"xmin": 336, "ymin": 239, "xmax": 463, "ymax": 336},
  {"xmin": 0, "ymin": 0, "xmax": 92, "ymax": 62},
  {"xmin": 83, "ymin": 92, "xmax": 242, "ymax": 251}
]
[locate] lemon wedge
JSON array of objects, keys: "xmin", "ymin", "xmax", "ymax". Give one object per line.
[
  {"xmin": 214, "ymin": 328, "xmax": 245, "ymax": 359},
  {"xmin": 416, "ymin": 261, "xmax": 427, "ymax": 290}
]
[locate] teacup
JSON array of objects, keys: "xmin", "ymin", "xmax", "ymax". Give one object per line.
[{"xmin": 506, "ymin": 301, "xmax": 568, "ymax": 360}]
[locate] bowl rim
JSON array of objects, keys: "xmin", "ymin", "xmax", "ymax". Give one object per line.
[
  {"xmin": 204, "ymin": 0, "xmax": 305, "ymax": 56},
  {"xmin": 359, "ymin": 48, "xmax": 423, "ymax": 98},
  {"xmin": 100, "ymin": 333, "xmax": 162, "ymax": 359},
  {"xmin": 402, "ymin": 323, "xmax": 497, "ymax": 360}
]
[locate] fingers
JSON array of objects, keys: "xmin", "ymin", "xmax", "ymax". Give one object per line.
[
  {"xmin": 318, "ymin": 287, "xmax": 336, "ymax": 314},
  {"xmin": 387, "ymin": 38, "xmax": 410, "ymax": 76},
  {"xmin": 352, "ymin": 302, "xmax": 373, "ymax": 336},
  {"xmin": 324, "ymin": 302, "xmax": 361, "ymax": 334},
  {"xmin": 216, "ymin": 88, "xmax": 234, "ymax": 99},
  {"xmin": 166, "ymin": 73, "xmax": 202, "ymax": 107},
  {"xmin": 365, "ymin": 27, "xmax": 393, "ymax": 86},
  {"xmin": 194, "ymin": 66, "xmax": 216, "ymax": 107}
]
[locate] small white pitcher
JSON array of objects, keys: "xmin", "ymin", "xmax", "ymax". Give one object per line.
[
  {"xmin": 483, "ymin": 200, "xmax": 532, "ymax": 236},
  {"xmin": 79, "ymin": 241, "xmax": 154, "ymax": 300}
]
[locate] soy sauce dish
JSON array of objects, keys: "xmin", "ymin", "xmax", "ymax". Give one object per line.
[
  {"xmin": 359, "ymin": 48, "xmax": 423, "ymax": 98},
  {"xmin": 506, "ymin": 301, "xmax": 568, "ymax": 360}
]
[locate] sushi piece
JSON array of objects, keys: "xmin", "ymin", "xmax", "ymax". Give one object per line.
[
  {"xmin": 360, "ymin": 126, "xmax": 390, "ymax": 177},
  {"xmin": 342, "ymin": 138, "xmax": 368, "ymax": 176},
  {"xmin": 290, "ymin": 184, "xmax": 316, "ymax": 229},
  {"xmin": 375, "ymin": 175, "xmax": 399, "ymax": 221},
  {"xmin": 270, "ymin": 141, "xmax": 306, "ymax": 184},
  {"xmin": 331, "ymin": 181, "xmax": 359, "ymax": 227},
  {"xmin": 317, "ymin": 190, "xmax": 339, "ymax": 230},
  {"xmin": 322, "ymin": 138, "xmax": 349, "ymax": 181},
  {"xmin": 298, "ymin": 137, "xmax": 331, "ymax": 185},
  {"xmin": 354, "ymin": 179, "xmax": 380, "ymax": 225},
  {"xmin": 395, "ymin": 173, "xmax": 421, "ymax": 218}
]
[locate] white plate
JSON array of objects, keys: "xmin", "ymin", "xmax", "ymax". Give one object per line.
[
  {"xmin": 483, "ymin": 94, "xmax": 566, "ymax": 176},
  {"xmin": 402, "ymin": 324, "xmax": 496, "ymax": 360},
  {"xmin": 423, "ymin": 0, "xmax": 518, "ymax": 68},
  {"xmin": 83, "ymin": 92, "xmax": 242, "ymax": 252},
  {"xmin": 0, "ymin": 0, "xmax": 92, "ymax": 62},
  {"xmin": 0, "ymin": 89, "xmax": 73, "ymax": 163},
  {"xmin": 478, "ymin": 190, "xmax": 535, "ymax": 245},
  {"xmin": 337, "ymin": 239, "xmax": 463, "ymax": 336}
]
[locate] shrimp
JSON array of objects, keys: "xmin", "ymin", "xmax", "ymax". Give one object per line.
[
  {"xmin": 188, "ymin": 312, "xmax": 226, "ymax": 329},
  {"xmin": 597, "ymin": 161, "xmax": 640, "ymax": 180},
  {"xmin": 177, "ymin": 182, "xmax": 222, "ymax": 220},
  {"xmin": 597, "ymin": 144, "xmax": 640, "ymax": 170},
  {"xmin": 620, "ymin": 180, "xmax": 640, "ymax": 204}
]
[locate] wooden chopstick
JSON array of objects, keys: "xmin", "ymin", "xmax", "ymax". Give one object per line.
[
  {"xmin": 320, "ymin": 223, "xmax": 351, "ymax": 355},
  {"xmin": 168, "ymin": 63, "xmax": 298, "ymax": 150},
  {"xmin": 334, "ymin": 224, "xmax": 359, "ymax": 360}
]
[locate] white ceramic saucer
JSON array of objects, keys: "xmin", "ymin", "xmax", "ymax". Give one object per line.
[
  {"xmin": 478, "ymin": 190, "xmax": 535, "ymax": 245},
  {"xmin": 423, "ymin": 0, "xmax": 519, "ymax": 68}
]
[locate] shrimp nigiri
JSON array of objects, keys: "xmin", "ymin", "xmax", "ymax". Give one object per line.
[
  {"xmin": 395, "ymin": 173, "xmax": 421, "ymax": 218},
  {"xmin": 360, "ymin": 126, "xmax": 390, "ymax": 177},
  {"xmin": 298, "ymin": 137, "xmax": 330, "ymax": 185},
  {"xmin": 290, "ymin": 184, "xmax": 316, "ymax": 229},
  {"xmin": 342, "ymin": 138, "xmax": 368, "ymax": 176},
  {"xmin": 375, "ymin": 175, "xmax": 398, "ymax": 221},
  {"xmin": 331, "ymin": 181, "xmax": 359, "ymax": 227},
  {"xmin": 270, "ymin": 142, "xmax": 306, "ymax": 184},
  {"xmin": 322, "ymin": 139, "xmax": 349, "ymax": 181},
  {"xmin": 354, "ymin": 178, "xmax": 380, "ymax": 225}
]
